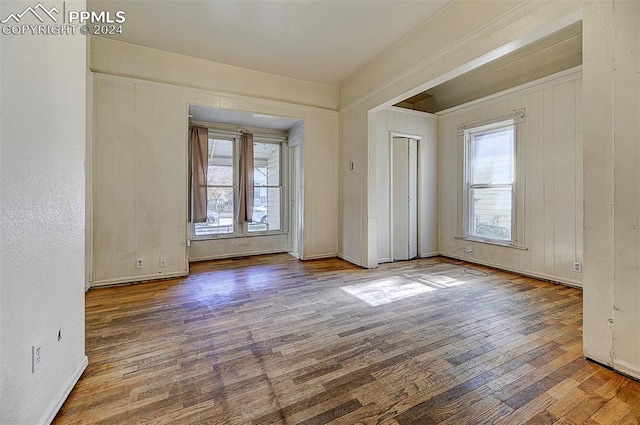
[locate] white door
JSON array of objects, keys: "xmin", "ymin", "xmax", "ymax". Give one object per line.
[{"xmin": 392, "ymin": 137, "xmax": 418, "ymax": 261}]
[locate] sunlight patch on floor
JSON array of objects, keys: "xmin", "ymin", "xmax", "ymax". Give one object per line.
[{"xmin": 340, "ymin": 277, "xmax": 436, "ymax": 307}]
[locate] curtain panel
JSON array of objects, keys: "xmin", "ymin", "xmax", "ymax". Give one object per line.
[{"xmin": 190, "ymin": 126, "xmax": 208, "ymax": 223}]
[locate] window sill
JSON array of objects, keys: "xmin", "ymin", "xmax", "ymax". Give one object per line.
[
  {"xmin": 192, "ymin": 230, "xmax": 288, "ymax": 242},
  {"xmin": 454, "ymin": 236, "xmax": 528, "ymax": 251}
]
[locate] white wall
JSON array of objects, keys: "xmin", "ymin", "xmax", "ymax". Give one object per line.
[
  {"xmin": 0, "ymin": 1, "xmax": 88, "ymax": 423},
  {"xmin": 373, "ymin": 108, "xmax": 438, "ymax": 263},
  {"xmin": 91, "ymin": 67, "xmax": 337, "ymax": 284},
  {"xmin": 92, "ymin": 76, "xmax": 188, "ymax": 285},
  {"xmin": 85, "ymin": 67, "xmax": 94, "ymax": 291},
  {"xmin": 90, "ymin": 37, "xmax": 338, "ymax": 111},
  {"xmin": 582, "ymin": 0, "xmax": 640, "ymax": 378},
  {"xmin": 338, "ymin": 0, "xmax": 583, "ymax": 269},
  {"xmin": 189, "ymin": 234, "xmax": 291, "ymax": 262},
  {"xmin": 89, "ymin": 39, "xmax": 337, "ymax": 279},
  {"xmin": 439, "ymin": 69, "xmax": 583, "ymax": 287},
  {"xmin": 338, "ymin": 105, "xmax": 368, "ymax": 266},
  {"xmin": 610, "ymin": 0, "xmax": 640, "ymax": 379}
]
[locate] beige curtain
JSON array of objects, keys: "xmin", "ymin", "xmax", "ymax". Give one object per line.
[
  {"xmin": 238, "ymin": 132, "xmax": 254, "ymax": 223},
  {"xmin": 190, "ymin": 126, "xmax": 208, "ymax": 223}
]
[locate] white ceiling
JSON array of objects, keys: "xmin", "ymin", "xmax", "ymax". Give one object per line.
[{"xmin": 87, "ymin": 0, "xmax": 452, "ymax": 85}]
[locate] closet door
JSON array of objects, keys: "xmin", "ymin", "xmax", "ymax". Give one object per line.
[{"xmin": 392, "ymin": 137, "xmax": 418, "ymax": 261}]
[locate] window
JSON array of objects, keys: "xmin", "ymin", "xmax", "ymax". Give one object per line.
[
  {"xmin": 248, "ymin": 142, "xmax": 281, "ymax": 233},
  {"xmin": 193, "ymin": 132, "xmax": 285, "ymax": 238},
  {"xmin": 194, "ymin": 137, "xmax": 235, "ymax": 236},
  {"xmin": 464, "ymin": 120, "xmax": 515, "ymax": 244}
]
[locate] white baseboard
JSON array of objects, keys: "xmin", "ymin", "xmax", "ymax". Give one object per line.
[
  {"xmin": 90, "ymin": 271, "xmax": 188, "ymax": 288},
  {"xmin": 337, "ymin": 253, "xmax": 362, "ymax": 267},
  {"xmin": 302, "ymin": 252, "xmax": 337, "ymax": 261},
  {"xmin": 442, "ymin": 253, "xmax": 583, "ymax": 289},
  {"xmin": 288, "ymin": 252, "xmax": 301, "ymax": 260},
  {"xmin": 613, "ymin": 359, "xmax": 640, "ymax": 381},
  {"xmin": 380, "ymin": 253, "xmax": 436, "ymax": 263},
  {"xmin": 38, "ymin": 355, "xmax": 88, "ymax": 425}
]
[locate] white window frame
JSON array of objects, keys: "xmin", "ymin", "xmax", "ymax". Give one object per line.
[
  {"xmin": 194, "ymin": 134, "xmax": 237, "ymax": 238},
  {"xmin": 461, "ymin": 110, "xmax": 525, "ymax": 247},
  {"xmin": 192, "ymin": 131, "xmax": 288, "ymax": 240},
  {"xmin": 247, "ymin": 138, "xmax": 286, "ymax": 234}
]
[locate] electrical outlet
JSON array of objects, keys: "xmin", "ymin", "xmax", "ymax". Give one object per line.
[
  {"xmin": 32, "ymin": 340, "xmax": 43, "ymax": 373},
  {"xmin": 572, "ymin": 261, "xmax": 583, "ymax": 273},
  {"xmin": 464, "ymin": 247, "xmax": 473, "ymax": 254},
  {"xmin": 136, "ymin": 258, "xmax": 144, "ymax": 269},
  {"xmin": 160, "ymin": 257, "xmax": 167, "ymax": 268}
]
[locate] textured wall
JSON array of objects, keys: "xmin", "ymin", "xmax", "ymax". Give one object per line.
[{"xmin": 0, "ymin": 1, "xmax": 88, "ymax": 423}]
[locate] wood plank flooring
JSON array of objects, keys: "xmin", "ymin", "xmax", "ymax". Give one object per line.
[{"xmin": 53, "ymin": 255, "xmax": 640, "ymax": 424}]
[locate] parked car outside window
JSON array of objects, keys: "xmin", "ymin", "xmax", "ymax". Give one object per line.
[{"xmin": 252, "ymin": 205, "xmax": 267, "ymax": 223}]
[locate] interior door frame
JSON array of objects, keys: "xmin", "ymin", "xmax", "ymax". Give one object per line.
[
  {"xmin": 288, "ymin": 137, "xmax": 304, "ymax": 259},
  {"xmin": 389, "ymin": 132, "xmax": 422, "ymax": 262}
]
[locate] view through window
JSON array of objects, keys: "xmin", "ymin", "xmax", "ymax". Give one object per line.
[
  {"xmin": 248, "ymin": 142, "xmax": 281, "ymax": 233},
  {"xmin": 464, "ymin": 120, "xmax": 515, "ymax": 243},
  {"xmin": 194, "ymin": 135, "xmax": 283, "ymax": 237}
]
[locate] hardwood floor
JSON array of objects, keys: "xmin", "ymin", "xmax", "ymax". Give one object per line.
[{"xmin": 54, "ymin": 255, "xmax": 640, "ymax": 425}]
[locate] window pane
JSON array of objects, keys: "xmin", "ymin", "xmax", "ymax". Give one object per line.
[
  {"xmin": 470, "ymin": 187, "xmax": 512, "ymax": 241},
  {"xmin": 471, "ymin": 127, "xmax": 513, "ymax": 184},
  {"xmin": 194, "ymin": 187, "xmax": 234, "ymax": 236},
  {"xmin": 253, "ymin": 142, "xmax": 280, "ymax": 186},
  {"xmin": 248, "ymin": 187, "xmax": 281, "ymax": 232},
  {"xmin": 207, "ymin": 139, "xmax": 234, "ymax": 185}
]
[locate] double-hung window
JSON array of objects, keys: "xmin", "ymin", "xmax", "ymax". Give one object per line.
[
  {"xmin": 464, "ymin": 119, "xmax": 515, "ymax": 244},
  {"xmin": 194, "ymin": 137, "xmax": 236, "ymax": 236},
  {"xmin": 193, "ymin": 131, "xmax": 285, "ymax": 238},
  {"xmin": 248, "ymin": 141, "xmax": 281, "ymax": 233}
]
